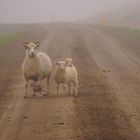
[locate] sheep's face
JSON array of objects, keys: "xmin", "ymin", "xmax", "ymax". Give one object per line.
[
  {"xmin": 56, "ymin": 61, "xmax": 66, "ymax": 70},
  {"xmin": 24, "ymin": 41, "xmax": 40, "ymax": 58}
]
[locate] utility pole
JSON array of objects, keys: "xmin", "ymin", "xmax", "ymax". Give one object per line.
[
  {"xmin": 51, "ymin": 12, "xmax": 54, "ymax": 24},
  {"xmin": 100, "ymin": 15, "xmax": 108, "ymax": 25}
]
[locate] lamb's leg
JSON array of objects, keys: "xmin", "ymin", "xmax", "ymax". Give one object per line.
[
  {"xmin": 63, "ymin": 84, "xmax": 66, "ymax": 94},
  {"xmin": 39, "ymin": 79, "xmax": 42, "ymax": 95},
  {"xmin": 56, "ymin": 83, "xmax": 60, "ymax": 94},
  {"xmin": 24, "ymin": 80, "xmax": 29, "ymax": 98},
  {"xmin": 68, "ymin": 83, "xmax": 72, "ymax": 95}
]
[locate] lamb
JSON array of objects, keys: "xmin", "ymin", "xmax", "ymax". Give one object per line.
[
  {"xmin": 54, "ymin": 59, "xmax": 78, "ymax": 96},
  {"xmin": 65, "ymin": 58, "xmax": 73, "ymax": 67},
  {"xmin": 22, "ymin": 41, "xmax": 52, "ymax": 98}
]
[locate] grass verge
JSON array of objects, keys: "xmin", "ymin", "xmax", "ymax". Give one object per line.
[{"xmin": 0, "ymin": 32, "xmax": 23, "ymax": 47}]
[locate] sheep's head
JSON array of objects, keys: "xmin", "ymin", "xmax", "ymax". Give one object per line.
[
  {"xmin": 24, "ymin": 41, "xmax": 40, "ymax": 58},
  {"xmin": 56, "ymin": 60, "xmax": 66, "ymax": 70}
]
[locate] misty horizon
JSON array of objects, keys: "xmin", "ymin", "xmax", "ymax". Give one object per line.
[{"xmin": 0, "ymin": 0, "xmax": 139, "ymax": 23}]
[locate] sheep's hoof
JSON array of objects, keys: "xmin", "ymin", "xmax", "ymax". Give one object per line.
[
  {"xmin": 74, "ymin": 94, "xmax": 78, "ymax": 97},
  {"xmin": 42, "ymin": 92, "xmax": 49, "ymax": 96},
  {"xmin": 33, "ymin": 94, "xmax": 36, "ymax": 97},
  {"xmin": 43, "ymin": 94, "xmax": 47, "ymax": 96},
  {"xmin": 47, "ymin": 90, "xmax": 51, "ymax": 95},
  {"xmin": 24, "ymin": 95, "xmax": 28, "ymax": 99}
]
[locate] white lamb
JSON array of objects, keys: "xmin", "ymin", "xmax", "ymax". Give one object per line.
[
  {"xmin": 54, "ymin": 60, "xmax": 78, "ymax": 96},
  {"xmin": 22, "ymin": 41, "xmax": 52, "ymax": 98},
  {"xmin": 65, "ymin": 58, "xmax": 73, "ymax": 67}
]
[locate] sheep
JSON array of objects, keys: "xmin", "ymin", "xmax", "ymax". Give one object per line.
[
  {"xmin": 22, "ymin": 41, "xmax": 52, "ymax": 98},
  {"xmin": 54, "ymin": 59, "xmax": 78, "ymax": 96}
]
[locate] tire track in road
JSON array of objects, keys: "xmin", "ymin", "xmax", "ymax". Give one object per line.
[
  {"xmin": 0, "ymin": 24, "xmax": 140, "ymax": 140},
  {"xmin": 13, "ymin": 25, "xmax": 79, "ymax": 140},
  {"xmin": 0, "ymin": 28, "xmax": 53, "ymax": 140},
  {"xmin": 88, "ymin": 28, "xmax": 140, "ymax": 135},
  {"xmin": 70, "ymin": 27, "xmax": 140, "ymax": 140}
]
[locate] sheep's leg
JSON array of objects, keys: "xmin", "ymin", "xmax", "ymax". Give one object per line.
[
  {"xmin": 33, "ymin": 78, "xmax": 42, "ymax": 96},
  {"xmin": 32, "ymin": 81, "xmax": 37, "ymax": 96},
  {"xmin": 33, "ymin": 90, "xmax": 37, "ymax": 96},
  {"xmin": 74, "ymin": 82, "xmax": 78, "ymax": 96},
  {"xmin": 42, "ymin": 75, "xmax": 51, "ymax": 96},
  {"xmin": 47, "ymin": 73, "xmax": 51, "ymax": 93},
  {"xmin": 38, "ymin": 73, "xmax": 43, "ymax": 96},
  {"xmin": 24, "ymin": 80, "xmax": 29, "ymax": 98}
]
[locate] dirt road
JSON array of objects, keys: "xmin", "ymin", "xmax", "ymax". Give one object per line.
[{"xmin": 0, "ymin": 24, "xmax": 140, "ymax": 140}]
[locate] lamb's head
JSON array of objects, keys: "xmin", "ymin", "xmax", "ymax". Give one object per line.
[
  {"xmin": 24, "ymin": 41, "xmax": 40, "ymax": 58},
  {"xmin": 56, "ymin": 60, "xmax": 66, "ymax": 71},
  {"xmin": 65, "ymin": 58, "xmax": 73, "ymax": 67}
]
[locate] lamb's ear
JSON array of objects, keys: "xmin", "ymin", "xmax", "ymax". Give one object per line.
[
  {"xmin": 61, "ymin": 59, "xmax": 65, "ymax": 61},
  {"xmin": 35, "ymin": 41, "xmax": 40, "ymax": 48},
  {"xmin": 69, "ymin": 58, "xmax": 73, "ymax": 62},
  {"xmin": 24, "ymin": 41, "xmax": 29, "ymax": 49}
]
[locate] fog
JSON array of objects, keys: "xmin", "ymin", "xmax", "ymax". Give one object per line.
[{"xmin": 0, "ymin": 0, "xmax": 139, "ymax": 23}]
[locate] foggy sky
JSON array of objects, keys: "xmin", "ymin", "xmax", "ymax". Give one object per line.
[{"xmin": 0, "ymin": 0, "xmax": 139, "ymax": 23}]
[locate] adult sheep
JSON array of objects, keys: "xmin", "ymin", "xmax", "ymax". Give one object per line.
[
  {"xmin": 54, "ymin": 59, "xmax": 78, "ymax": 96},
  {"xmin": 22, "ymin": 41, "xmax": 52, "ymax": 98}
]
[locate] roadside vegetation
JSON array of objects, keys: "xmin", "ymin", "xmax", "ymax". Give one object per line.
[
  {"xmin": 0, "ymin": 32, "xmax": 23, "ymax": 47},
  {"xmin": 111, "ymin": 27, "xmax": 140, "ymax": 41}
]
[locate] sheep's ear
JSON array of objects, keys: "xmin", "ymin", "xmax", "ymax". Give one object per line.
[
  {"xmin": 24, "ymin": 41, "xmax": 29, "ymax": 49},
  {"xmin": 35, "ymin": 41, "xmax": 40, "ymax": 48}
]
